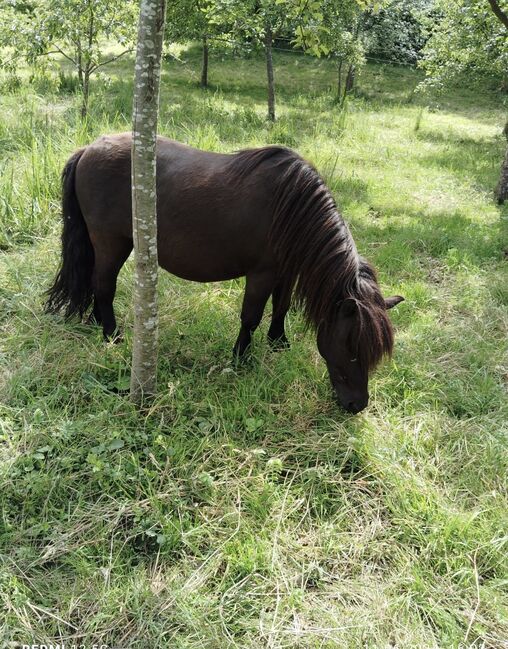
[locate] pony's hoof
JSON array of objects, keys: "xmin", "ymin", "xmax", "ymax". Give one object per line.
[
  {"xmin": 232, "ymin": 347, "xmax": 248, "ymax": 361},
  {"xmin": 86, "ymin": 313, "xmax": 101, "ymax": 326},
  {"xmin": 268, "ymin": 334, "xmax": 290, "ymax": 351},
  {"xmin": 104, "ymin": 329, "xmax": 123, "ymax": 344}
]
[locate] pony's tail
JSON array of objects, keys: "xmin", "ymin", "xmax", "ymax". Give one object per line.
[{"xmin": 45, "ymin": 148, "xmax": 94, "ymax": 319}]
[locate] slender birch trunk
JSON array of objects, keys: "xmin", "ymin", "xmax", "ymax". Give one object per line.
[
  {"xmin": 264, "ymin": 23, "xmax": 275, "ymax": 122},
  {"xmin": 130, "ymin": 0, "xmax": 166, "ymax": 404}
]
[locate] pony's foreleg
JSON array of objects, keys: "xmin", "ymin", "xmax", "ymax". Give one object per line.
[
  {"xmin": 267, "ymin": 281, "xmax": 291, "ymax": 349},
  {"xmin": 233, "ymin": 271, "xmax": 274, "ymax": 358},
  {"xmin": 92, "ymin": 237, "xmax": 132, "ymax": 340}
]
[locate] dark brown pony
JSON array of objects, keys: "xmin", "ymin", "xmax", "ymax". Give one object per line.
[{"xmin": 46, "ymin": 134, "xmax": 403, "ymax": 413}]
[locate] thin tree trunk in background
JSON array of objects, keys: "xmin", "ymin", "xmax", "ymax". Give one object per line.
[
  {"xmin": 337, "ymin": 59, "xmax": 343, "ymax": 101},
  {"xmin": 341, "ymin": 17, "xmax": 361, "ymax": 104},
  {"xmin": 483, "ymin": 2, "xmax": 507, "ymax": 203},
  {"xmin": 81, "ymin": 68, "xmax": 90, "ymax": 119},
  {"xmin": 265, "ymin": 23, "xmax": 275, "ymax": 122},
  {"xmin": 77, "ymin": 46, "xmax": 83, "ymax": 87},
  {"xmin": 80, "ymin": 0, "xmax": 94, "ymax": 120},
  {"xmin": 200, "ymin": 35, "xmax": 209, "ymax": 88},
  {"xmin": 345, "ymin": 64, "xmax": 355, "ymax": 93},
  {"xmin": 130, "ymin": 0, "xmax": 166, "ymax": 404},
  {"xmin": 341, "ymin": 63, "xmax": 355, "ymax": 104},
  {"xmin": 487, "ymin": 0, "xmax": 508, "ymax": 30},
  {"xmin": 497, "ymin": 121, "xmax": 508, "ymax": 204},
  {"xmin": 497, "ymin": 145, "xmax": 508, "ymax": 203}
]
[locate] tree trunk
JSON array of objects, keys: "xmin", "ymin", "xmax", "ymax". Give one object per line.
[
  {"xmin": 497, "ymin": 146, "xmax": 508, "ymax": 203},
  {"xmin": 341, "ymin": 64, "xmax": 355, "ymax": 105},
  {"xmin": 130, "ymin": 0, "xmax": 166, "ymax": 404},
  {"xmin": 80, "ymin": 68, "xmax": 90, "ymax": 120},
  {"xmin": 487, "ymin": 0, "xmax": 508, "ymax": 30},
  {"xmin": 337, "ymin": 59, "xmax": 343, "ymax": 101},
  {"xmin": 345, "ymin": 64, "xmax": 355, "ymax": 94},
  {"xmin": 200, "ymin": 35, "xmax": 209, "ymax": 88},
  {"xmin": 80, "ymin": 0, "xmax": 94, "ymax": 120},
  {"xmin": 77, "ymin": 46, "xmax": 83, "ymax": 88},
  {"xmin": 264, "ymin": 23, "xmax": 275, "ymax": 122},
  {"xmin": 496, "ymin": 121, "xmax": 508, "ymax": 204}
]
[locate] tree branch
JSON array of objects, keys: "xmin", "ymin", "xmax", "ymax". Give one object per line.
[
  {"xmin": 487, "ymin": 0, "xmax": 508, "ymax": 30},
  {"xmin": 0, "ymin": 50, "xmax": 63, "ymax": 69},
  {"xmin": 90, "ymin": 48, "xmax": 134, "ymax": 73},
  {"xmin": 51, "ymin": 44, "xmax": 78, "ymax": 67}
]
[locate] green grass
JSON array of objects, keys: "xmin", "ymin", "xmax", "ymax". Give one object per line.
[{"xmin": 1, "ymin": 45, "xmax": 507, "ymax": 647}]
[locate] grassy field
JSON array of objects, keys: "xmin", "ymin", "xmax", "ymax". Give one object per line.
[{"xmin": 0, "ymin": 45, "xmax": 507, "ymax": 647}]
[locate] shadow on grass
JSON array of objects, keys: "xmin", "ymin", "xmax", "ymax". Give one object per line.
[
  {"xmin": 352, "ymin": 200, "xmax": 505, "ymax": 263},
  {"xmin": 415, "ymin": 129, "xmax": 503, "ymax": 195}
]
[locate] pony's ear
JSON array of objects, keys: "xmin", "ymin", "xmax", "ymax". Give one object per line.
[
  {"xmin": 339, "ymin": 297, "xmax": 357, "ymax": 317},
  {"xmin": 385, "ymin": 295, "xmax": 404, "ymax": 310}
]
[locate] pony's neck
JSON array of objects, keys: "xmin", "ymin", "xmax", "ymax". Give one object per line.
[{"xmin": 270, "ymin": 157, "xmax": 361, "ymax": 328}]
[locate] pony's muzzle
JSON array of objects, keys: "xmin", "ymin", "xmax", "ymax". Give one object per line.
[{"xmin": 338, "ymin": 394, "xmax": 369, "ymax": 414}]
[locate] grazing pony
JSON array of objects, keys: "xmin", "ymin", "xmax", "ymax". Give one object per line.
[{"xmin": 46, "ymin": 134, "xmax": 403, "ymax": 412}]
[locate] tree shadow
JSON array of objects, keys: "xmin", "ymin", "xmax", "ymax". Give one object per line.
[
  {"xmin": 414, "ymin": 128, "xmax": 504, "ymax": 195},
  {"xmin": 351, "ymin": 203, "xmax": 505, "ymax": 265}
]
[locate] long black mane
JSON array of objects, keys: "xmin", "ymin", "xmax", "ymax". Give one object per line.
[{"xmin": 227, "ymin": 146, "xmax": 394, "ymax": 369}]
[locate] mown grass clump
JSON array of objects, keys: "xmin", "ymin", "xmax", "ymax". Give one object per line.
[{"xmin": 0, "ymin": 46, "xmax": 507, "ymax": 647}]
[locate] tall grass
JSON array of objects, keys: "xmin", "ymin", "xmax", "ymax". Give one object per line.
[{"xmin": 0, "ymin": 46, "xmax": 507, "ymax": 647}]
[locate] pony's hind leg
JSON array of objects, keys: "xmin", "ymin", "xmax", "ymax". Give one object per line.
[
  {"xmin": 268, "ymin": 281, "xmax": 291, "ymax": 349},
  {"xmin": 233, "ymin": 271, "xmax": 274, "ymax": 358},
  {"xmin": 91, "ymin": 236, "xmax": 133, "ymax": 339},
  {"xmin": 86, "ymin": 297, "xmax": 103, "ymax": 325}
]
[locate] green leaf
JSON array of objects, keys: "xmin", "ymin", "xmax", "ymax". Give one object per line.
[{"xmin": 108, "ymin": 438, "xmax": 125, "ymax": 450}]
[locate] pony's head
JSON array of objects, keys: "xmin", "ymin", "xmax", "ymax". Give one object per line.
[
  {"xmin": 316, "ymin": 265, "xmax": 404, "ymax": 413},
  {"xmin": 253, "ymin": 148, "xmax": 405, "ymax": 413}
]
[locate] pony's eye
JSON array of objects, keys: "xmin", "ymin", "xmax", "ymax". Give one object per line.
[{"xmin": 350, "ymin": 358, "xmax": 357, "ymax": 363}]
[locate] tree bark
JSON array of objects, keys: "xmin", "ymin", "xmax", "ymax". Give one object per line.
[
  {"xmin": 485, "ymin": 3, "xmax": 508, "ymax": 203},
  {"xmin": 341, "ymin": 63, "xmax": 356, "ymax": 104},
  {"xmin": 80, "ymin": 0, "xmax": 94, "ymax": 120},
  {"xmin": 337, "ymin": 59, "xmax": 343, "ymax": 101},
  {"xmin": 264, "ymin": 23, "xmax": 275, "ymax": 122},
  {"xmin": 496, "ymin": 145, "xmax": 508, "ymax": 204},
  {"xmin": 77, "ymin": 46, "xmax": 83, "ymax": 88},
  {"xmin": 130, "ymin": 0, "xmax": 166, "ymax": 404},
  {"xmin": 80, "ymin": 68, "xmax": 90, "ymax": 120},
  {"xmin": 496, "ymin": 121, "xmax": 508, "ymax": 204},
  {"xmin": 487, "ymin": 0, "xmax": 508, "ymax": 30},
  {"xmin": 345, "ymin": 64, "xmax": 355, "ymax": 94},
  {"xmin": 200, "ymin": 35, "xmax": 209, "ymax": 88}
]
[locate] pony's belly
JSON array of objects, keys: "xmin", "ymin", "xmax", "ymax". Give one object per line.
[
  {"xmin": 157, "ymin": 245, "xmax": 249, "ymax": 283},
  {"xmin": 159, "ymin": 258, "xmax": 245, "ymax": 283},
  {"xmin": 156, "ymin": 222, "xmax": 271, "ymax": 282}
]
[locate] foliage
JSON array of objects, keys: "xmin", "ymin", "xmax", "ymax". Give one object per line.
[
  {"xmin": 420, "ymin": 0, "xmax": 508, "ymax": 89},
  {"xmin": 165, "ymin": 0, "xmax": 209, "ymax": 42},
  {"xmin": 0, "ymin": 0, "xmax": 138, "ymax": 115},
  {"xmin": 321, "ymin": 0, "xmax": 367, "ymax": 99},
  {"xmin": 364, "ymin": 0, "xmax": 434, "ymax": 64},
  {"xmin": 209, "ymin": 0, "xmax": 288, "ymax": 44}
]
